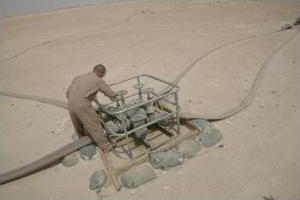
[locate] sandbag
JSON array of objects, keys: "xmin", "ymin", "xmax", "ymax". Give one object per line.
[
  {"xmin": 62, "ymin": 152, "xmax": 78, "ymax": 167},
  {"xmin": 175, "ymin": 138, "xmax": 201, "ymax": 158},
  {"xmin": 190, "ymin": 119, "xmax": 213, "ymax": 132},
  {"xmin": 198, "ymin": 128, "xmax": 223, "ymax": 148},
  {"xmin": 121, "ymin": 165, "xmax": 157, "ymax": 189},
  {"xmin": 79, "ymin": 144, "xmax": 97, "ymax": 160},
  {"xmin": 149, "ymin": 149, "xmax": 183, "ymax": 170},
  {"xmin": 89, "ymin": 170, "xmax": 107, "ymax": 190}
]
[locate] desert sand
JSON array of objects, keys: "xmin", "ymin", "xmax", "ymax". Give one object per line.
[{"xmin": 0, "ymin": 0, "xmax": 299, "ymax": 199}]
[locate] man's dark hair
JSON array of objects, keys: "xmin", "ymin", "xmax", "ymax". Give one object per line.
[{"xmin": 93, "ymin": 64, "xmax": 106, "ymax": 74}]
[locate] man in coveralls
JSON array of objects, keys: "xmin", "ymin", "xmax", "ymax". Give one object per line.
[{"xmin": 66, "ymin": 64, "xmax": 117, "ymax": 153}]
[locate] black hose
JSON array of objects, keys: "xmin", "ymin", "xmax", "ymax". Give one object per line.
[
  {"xmin": 0, "ymin": 91, "xmax": 68, "ymax": 109},
  {"xmin": 0, "ymin": 27, "xmax": 297, "ymax": 185},
  {"xmin": 179, "ymin": 30, "xmax": 299, "ymax": 120},
  {"xmin": 0, "ymin": 136, "xmax": 92, "ymax": 185}
]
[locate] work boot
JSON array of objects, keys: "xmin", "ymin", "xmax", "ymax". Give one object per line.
[{"xmin": 93, "ymin": 137, "xmax": 112, "ymax": 153}]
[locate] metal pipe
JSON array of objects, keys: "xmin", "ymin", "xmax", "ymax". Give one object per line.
[
  {"xmin": 136, "ymin": 76, "xmax": 143, "ymax": 100},
  {"xmin": 107, "ymin": 91, "xmax": 178, "ymax": 115}
]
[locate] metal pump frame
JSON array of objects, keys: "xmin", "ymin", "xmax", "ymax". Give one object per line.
[{"xmin": 98, "ymin": 74, "xmax": 180, "ymax": 159}]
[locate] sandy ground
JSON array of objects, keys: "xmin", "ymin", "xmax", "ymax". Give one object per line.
[{"xmin": 0, "ymin": 0, "xmax": 300, "ymax": 199}]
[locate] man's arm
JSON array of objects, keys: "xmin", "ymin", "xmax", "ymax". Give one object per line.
[{"xmin": 98, "ymin": 79, "xmax": 117, "ymax": 100}]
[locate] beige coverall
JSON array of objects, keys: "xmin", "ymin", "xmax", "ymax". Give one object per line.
[{"xmin": 66, "ymin": 72, "xmax": 116, "ymax": 152}]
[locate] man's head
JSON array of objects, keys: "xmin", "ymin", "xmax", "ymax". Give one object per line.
[{"xmin": 93, "ymin": 64, "xmax": 106, "ymax": 78}]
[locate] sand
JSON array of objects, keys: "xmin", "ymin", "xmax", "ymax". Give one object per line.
[{"xmin": 0, "ymin": 0, "xmax": 299, "ymax": 199}]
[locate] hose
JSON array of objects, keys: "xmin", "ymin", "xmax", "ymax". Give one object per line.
[
  {"xmin": 0, "ymin": 26, "xmax": 298, "ymax": 185},
  {"xmin": 179, "ymin": 30, "xmax": 299, "ymax": 120},
  {"xmin": 0, "ymin": 29, "xmax": 292, "ymax": 114},
  {"xmin": 0, "ymin": 136, "xmax": 92, "ymax": 184},
  {"xmin": 0, "ymin": 91, "xmax": 68, "ymax": 109},
  {"xmin": 160, "ymin": 30, "xmax": 281, "ymax": 95}
]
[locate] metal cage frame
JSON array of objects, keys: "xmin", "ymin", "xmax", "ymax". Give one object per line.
[{"xmin": 98, "ymin": 74, "xmax": 180, "ymax": 159}]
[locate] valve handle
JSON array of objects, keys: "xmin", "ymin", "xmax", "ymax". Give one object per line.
[
  {"xmin": 116, "ymin": 90, "xmax": 128, "ymax": 96},
  {"xmin": 142, "ymin": 87, "xmax": 154, "ymax": 94},
  {"xmin": 116, "ymin": 90, "xmax": 127, "ymax": 105},
  {"xmin": 133, "ymin": 83, "xmax": 145, "ymax": 89}
]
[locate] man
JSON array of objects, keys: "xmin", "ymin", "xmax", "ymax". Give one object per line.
[{"xmin": 66, "ymin": 64, "xmax": 117, "ymax": 153}]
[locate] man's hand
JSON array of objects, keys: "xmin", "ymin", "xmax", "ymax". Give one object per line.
[{"xmin": 109, "ymin": 95, "xmax": 118, "ymax": 101}]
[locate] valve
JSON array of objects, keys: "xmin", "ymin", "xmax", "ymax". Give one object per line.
[
  {"xmin": 142, "ymin": 87, "xmax": 154, "ymax": 100},
  {"xmin": 116, "ymin": 90, "xmax": 128, "ymax": 106},
  {"xmin": 133, "ymin": 83, "xmax": 145, "ymax": 100}
]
